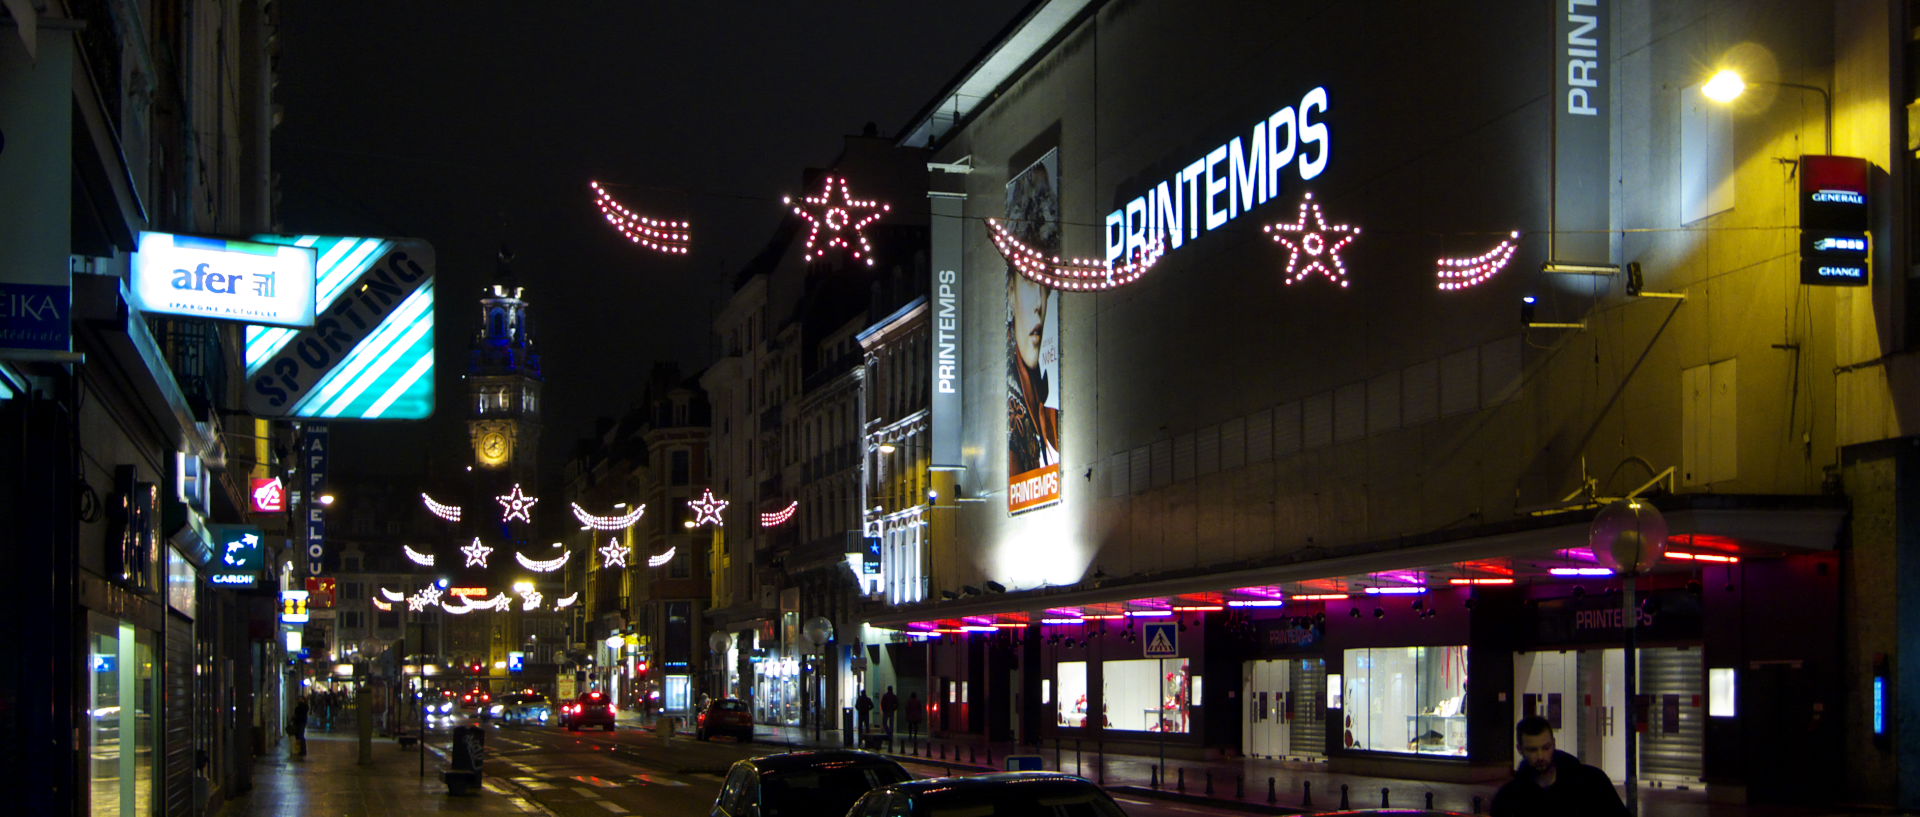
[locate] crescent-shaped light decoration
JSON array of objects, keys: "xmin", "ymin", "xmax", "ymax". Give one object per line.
[
  {"xmin": 591, "ymin": 181, "xmax": 692, "ymax": 255},
  {"xmin": 986, "ymin": 218, "xmax": 1166, "ymax": 292},
  {"xmin": 402, "ymin": 544, "xmax": 436, "ymax": 567},
  {"xmin": 439, "ymin": 597, "xmax": 475, "ymax": 615},
  {"xmin": 378, "ymin": 587, "xmax": 406, "ymax": 602},
  {"xmin": 371, "ymin": 598, "xmax": 393, "ymax": 611},
  {"xmin": 515, "ymin": 549, "xmax": 571, "ymax": 573},
  {"xmin": 555, "ymin": 592, "xmax": 580, "ymax": 609},
  {"xmin": 421, "ymin": 493, "xmax": 462, "ymax": 522},
  {"xmin": 647, "ymin": 546, "xmax": 678, "ymax": 568},
  {"xmin": 571, "ymin": 501, "xmax": 646, "ymax": 531},
  {"xmin": 760, "ymin": 501, "xmax": 799, "ymax": 528},
  {"xmin": 1434, "ymin": 231, "xmax": 1522, "ymax": 291}
]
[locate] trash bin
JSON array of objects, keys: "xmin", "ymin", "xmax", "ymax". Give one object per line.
[
  {"xmin": 656, "ymin": 715, "xmax": 678, "ymax": 740},
  {"xmin": 842, "ymin": 708, "xmax": 855, "ymax": 747},
  {"xmin": 444, "ymin": 724, "xmax": 485, "ymax": 795}
]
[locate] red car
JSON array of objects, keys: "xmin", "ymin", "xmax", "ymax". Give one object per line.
[
  {"xmin": 696, "ymin": 697, "xmax": 753, "ymax": 741},
  {"xmin": 563, "ymin": 690, "xmax": 617, "ymax": 731}
]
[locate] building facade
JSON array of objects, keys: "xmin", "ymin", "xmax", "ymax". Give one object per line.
[{"xmin": 875, "ymin": 0, "xmax": 1914, "ymax": 808}]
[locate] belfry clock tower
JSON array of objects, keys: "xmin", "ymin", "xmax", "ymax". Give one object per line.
[{"xmin": 467, "ymin": 250, "xmax": 542, "ymax": 482}]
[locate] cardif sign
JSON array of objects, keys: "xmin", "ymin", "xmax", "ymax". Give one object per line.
[
  {"xmin": 1105, "ymin": 86, "xmax": 1331, "ymax": 267},
  {"xmin": 131, "ymin": 232, "xmax": 317, "ymax": 327}
]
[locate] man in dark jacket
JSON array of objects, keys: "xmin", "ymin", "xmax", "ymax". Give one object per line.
[{"xmin": 1490, "ymin": 716, "xmax": 1628, "ymax": 817}]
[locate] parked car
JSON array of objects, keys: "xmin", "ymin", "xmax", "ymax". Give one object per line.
[
  {"xmin": 696, "ymin": 697, "xmax": 754, "ymax": 741},
  {"xmin": 849, "ymin": 773, "xmax": 1127, "ymax": 817},
  {"xmin": 563, "ymin": 690, "xmax": 616, "ymax": 731},
  {"xmin": 711, "ymin": 751, "xmax": 911, "ymax": 817},
  {"xmin": 492, "ymin": 692, "xmax": 552, "ymax": 725}
]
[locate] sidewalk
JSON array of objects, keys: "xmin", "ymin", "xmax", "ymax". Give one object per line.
[{"xmin": 216, "ymin": 732, "xmax": 546, "ymax": 817}]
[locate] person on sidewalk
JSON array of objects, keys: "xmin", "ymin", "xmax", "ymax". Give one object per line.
[
  {"xmin": 1490, "ymin": 716, "xmax": 1627, "ymax": 817},
  {"xmin": 855, "ymin": 690, "xmax": 874, "ymax": 735},
  {"xmin": 288, "ymin": 696, "xmax": 310, "ymax": 758},
  {"xmin": 880, "ymin": 686, "xmax": 898, "ymax": 737},
  {"xmin": 904, "ymin": 692, "xmax": 923, "ymax": 744}
]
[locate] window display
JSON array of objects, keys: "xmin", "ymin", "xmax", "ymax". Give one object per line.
[
  {"xmin": 1341, "ymin": 646, "xmax": 1467, "ymax": 756},
  {"xmin": 1104, "ymin": 658, "xmax": 1190, "ymax": 733},
  {"xmin": 1057, "ymin": 662, "xmax": 1089, "ymax": 727}
]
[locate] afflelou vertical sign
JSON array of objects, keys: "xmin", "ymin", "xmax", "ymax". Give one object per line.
[{"xmin": 304, "ymin": 424, "xmax": 328, "ymax": 576}]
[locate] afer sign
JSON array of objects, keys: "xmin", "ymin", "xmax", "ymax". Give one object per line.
[
  {"xmin": 131, "ymin": 232, "xmax": 317, "ymax": 327},
  {"xmin": 1105, "ymin": 86, "xmax": 1331, "ymax": 268}
]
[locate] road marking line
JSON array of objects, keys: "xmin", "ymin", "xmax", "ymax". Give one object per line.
[
  {"xmin": 573, "ymin": 787, "xmax": 602, "ymax": 799},
  {"xmin": 595, "ymin": 801, "xmax": 627, "ymax": 814}
]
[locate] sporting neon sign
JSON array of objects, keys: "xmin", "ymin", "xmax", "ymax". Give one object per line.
[{"xmin": 1104, "ymin": 86, "xmax": 1331, "ymax": 269}]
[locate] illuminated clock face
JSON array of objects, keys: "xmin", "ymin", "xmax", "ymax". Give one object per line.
[{"xmin": 480, "ymin": 432, "xmax": 507, "ymax": 461}]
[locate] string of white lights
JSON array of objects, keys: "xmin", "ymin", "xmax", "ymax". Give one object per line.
[{"xmin": 571, "ymin": 501, "xmax": 645, "ymax": 531}]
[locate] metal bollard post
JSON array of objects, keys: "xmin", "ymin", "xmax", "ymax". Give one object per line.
[
  {"xmin": 1076, "ymin": 740, "xmax": 1082, "ymax": 776},
  {"xmin": 1150, "ymin": 766, "xmax": 1159, "ymax": 789},
  {"xmin": 1177, "ymin": 767, "xmax": 1185, "ymax": 793},
  {"xmin": 1267, "ymin": 777, "xmax": 1277, "ymax": 804},
  {"xmin": 970, "ymin": 747, "xmax": 977, "ymax": 764},
  {"xmin": 1339, "ymin": 784, "xmax": 1349, "ymax": 810},
  {"xmin": 1097, "ymin": 757, "xmax": 1104, "ymax": 785},
  {"xmin": 1473, "ymin": 795, "xmax": 1484, "ymax": 814},
  {"xmin": 1056, "ymin": 739, "xmax": 1062, "ymax": 770},
  {"xmin": 1235, "ymin": 774, "xmax": 1244, "ymax": 799},
  {"xmin": 1426, "ymin": 792, "xmax": 1434, "ymax": 811},
  {"xmin": 1302, "ymin": 781, "xmax": 1312, "ymax": 808},
  {"xmin": 938, "ymin": 744, "xmax": 945, "ymax": 760},
  {"xmin": 1205, "ymin": 770, "xmax": 1213, "ymax": 796},
  {"xmin": 1381, "ymin": 787, "xmax": 1390, "ymax": 808}
]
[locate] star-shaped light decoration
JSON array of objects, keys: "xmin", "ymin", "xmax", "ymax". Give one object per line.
[
  {"xmin": 785, "ymin": 175, "xmax": 890, "ymax": 266},
  {"xmin": 461, "ymin": 538, "xmax": 494, "ymax": 568},
  {"xmin": 687, "ymin": 488, "xmax": 729, "ymax": 527},
  {"xmin": 481, "ymin": 593, "xmax": 514, "ymax": 612},
  {"xmin": 496, "ymin": 483, "xmax": 539, "ymax": 523},
  {"xmin": 1263, "ymin": 192, "xmax": 1361, "ymax": 288},
  {"xmin": 518, "ymin": 588, "xmax": 545, "ymax": 611},
  {"xmin": 408, "ymin": 583, "xmax": 444, "ymax": 612},
  {"xmin": 599, "ymin": 538, "xmax": 630, "ymax": 569}
]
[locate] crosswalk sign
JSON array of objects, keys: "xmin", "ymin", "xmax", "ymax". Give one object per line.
[{"xmin": 1143, "ymin": 622, "xmax": 1177, "ymax": 657}]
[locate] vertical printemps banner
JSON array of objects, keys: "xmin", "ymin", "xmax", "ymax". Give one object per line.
[{"xmin": 1006, "ymin": 149, "xmax": 1063, "ymax": 514}]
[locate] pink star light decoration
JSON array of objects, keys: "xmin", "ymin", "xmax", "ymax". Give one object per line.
[
  {"xmin": 785, "ymin": 175, "xmax": 889, "ymax": 266},
  {"xmin": 496, "ymin": 483, "xmax": 539, "ymax": 523},
  {"xmin": 687, "ymin": 488, "xmax": 729, "ymax": 527},
  {"xmin": 1264, "ymin": 192, "xmax": 1361, "ymax": 288}
]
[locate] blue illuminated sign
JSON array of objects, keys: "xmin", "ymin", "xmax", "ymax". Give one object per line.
[
  {"xmin": 242, "ymin": 236, "xmax": 436, "ymax": 419},
  {"xmin": 0, "ymin": 282, "xmax": 70, "ymax": 351},
  {"xmin": 131, "ymin": 232, "xmax": 317, "ymax": 327},
  {"xmin": 209, "ymin": 524, "xmax": 265, "ymax": 588},
  {"xmin": 1874, "ymin": 676, "xmax": 1887, "ymax": 735}
]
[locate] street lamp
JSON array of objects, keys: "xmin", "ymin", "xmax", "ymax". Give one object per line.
[
  {"xmin": 1590, "ymin": 498, "xmax": 1668, "ymax": 817},
  {"xmin": 1701, "ymin": 68, "xmax": 1831, "ymax": 154}
]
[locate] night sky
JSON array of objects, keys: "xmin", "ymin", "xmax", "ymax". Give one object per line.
[{"xmin": 274, "ymin": 2, "xmax": 1029, "ymax": 486}]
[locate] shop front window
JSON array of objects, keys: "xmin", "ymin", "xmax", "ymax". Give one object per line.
[
  {"xmin": 1056, "ymin": 661, "xmax": 1089, "ymax": 727},
  {"xmin": 1341, "ymin": 646, "xmax": 1468, "ymax": 756},
  {"xmin": 89, "ymin": 616, "xmax": 155, "ymax": 817},
  {"xmin": 1104, "ymin": 658, "xmax": 1189, "ymax": 733}
]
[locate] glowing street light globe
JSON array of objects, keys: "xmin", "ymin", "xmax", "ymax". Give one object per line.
[
  {"xmin": 1702, "ymin": 69, "xmax": 1747, "ymax": 103},
  {"xmin": 1589, "ymin": 498, "xmax": 1668, "ymax": 576}
]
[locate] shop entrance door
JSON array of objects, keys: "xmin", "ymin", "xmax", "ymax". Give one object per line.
[
  {"xmin": 1516, "ymin": 647, "xmax": 1703, "ymax": 784},
  {"xmin": 1241, "ymin": 658, "xmax": 1326, "ymax": 760}
]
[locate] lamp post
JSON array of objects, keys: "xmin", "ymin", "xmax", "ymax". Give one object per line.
[
  {"xmin": 1702, "ymin": 68, "xmax": 1831, "ymax": 154},
  {"xmin": 1590, "ymin": 498, "xmax": 1668, "ymax": 816},
  {"xmin": 803, "ymin": 616, "xmax": 834, "ymax": 742}
]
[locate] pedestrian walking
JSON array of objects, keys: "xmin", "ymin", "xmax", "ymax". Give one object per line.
[
  {"xmin": 855, "ymin": 689, "xmax": 874, "ymax": 735},
  {"xmin": 288, "ymin": 696, "xmax": 310, "ymax": 758},
  {"xmin": 1490, "ymin": 715, "xmax": 1628, "ymax": 817},
  {"xmin": 904, "ymin": 691, "xmax": 923, "ymax": 743},
  {"xmin": 880, "ymin": 686, "xmax": 898, "ymax": 737}
]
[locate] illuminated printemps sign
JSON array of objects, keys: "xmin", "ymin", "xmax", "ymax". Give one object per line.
[
  {"xmin": 1104, "ymin": 86, "xmax": 1331, "ymax": 268},
  {"xmin": 131, "ymin": 232, "xmax": 317, "ymax": 327}
]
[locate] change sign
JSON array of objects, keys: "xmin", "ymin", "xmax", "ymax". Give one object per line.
[{"xmin": 243, "ymin": 236, "xmax": 436, "ymax": 419}]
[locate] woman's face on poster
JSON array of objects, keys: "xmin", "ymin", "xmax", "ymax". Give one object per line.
[{"xmin": 1011, "ymin": 275, "xmax": 1048, "ymax": 370}]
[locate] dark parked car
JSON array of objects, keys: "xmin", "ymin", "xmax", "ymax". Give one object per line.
[
  {"xmin": 849, "ymin": 773, "xmax": 1128, "ymax": 817},
  {"xmin": 696, "ymin": 697, "xmax": 754, "ymax": 741},
  {"xmin": 563, "ymin": 690, "xmax": 616, "ymax": 731},
  {"xmin": 711, "ymin": 751, "xmax": 911, "ymax": 817}
]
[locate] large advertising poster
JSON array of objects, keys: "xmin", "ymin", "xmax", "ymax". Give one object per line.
[{"xmin": 1006, "ymin": 149, "xmax": 1063, "ymax": 514}]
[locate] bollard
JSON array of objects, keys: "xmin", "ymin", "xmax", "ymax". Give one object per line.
[
  {"xmin": 1473, "ymin": 795, "xmax": 1483, "ymax": 814},
  {"xmin": 938, "ymin": 744, "xmax": 945, "ymax": 760},
  {"xmin": 1302, "ymin": 781, "xmax": 1312, "ymax": 808},
  {"xmin": 1426, "ymin": 791, "xmax": 1434, "ymax": 810},
  {"xmin": 1235, "ymin": 774, "xmax": 1244, "ymax": 799},
  {"xmin": 1381, "ymin": 787, "xmax": 1390, "ymax": 808},
  {"xmin": 1097, "ymin": 758, "xmax": 1105, "ymax": 785},
  {"xmin": 1076, "ymin": 740, "xmax": 1082, "ymax": 776},
  {"xmin": 1205, "ymin": 770, "xmax": 1213, "ymax": 795},
  {"xmin": 1151, "ymin": 766, "xmax": 1159, "ymax": 789},
  {"xmin": 1056, "ymin": 739, "xmax": 1062, "ymax": 769},
  {"xmin": 1339, "ymin": 784, "xmax": 1349, "ymax": 810},
  {"xmin": 1267, "ymin": 777, "xmax": 1277, "ymax": 804},
  {"xmin": 970, "ymin": 747, "xmax": 977, "ymax": 764},
  {"xmin": 1177, "ymin": 767, "xmax": 1185, "ymax": 793}
]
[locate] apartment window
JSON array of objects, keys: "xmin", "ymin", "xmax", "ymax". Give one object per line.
[
  {"xmin": 671, "ymin": 450, "xmax": 690, "ymax": 485},
  {"xmin": 340, "ymin": 611, "xmax": 363, "ymax": 630}
]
